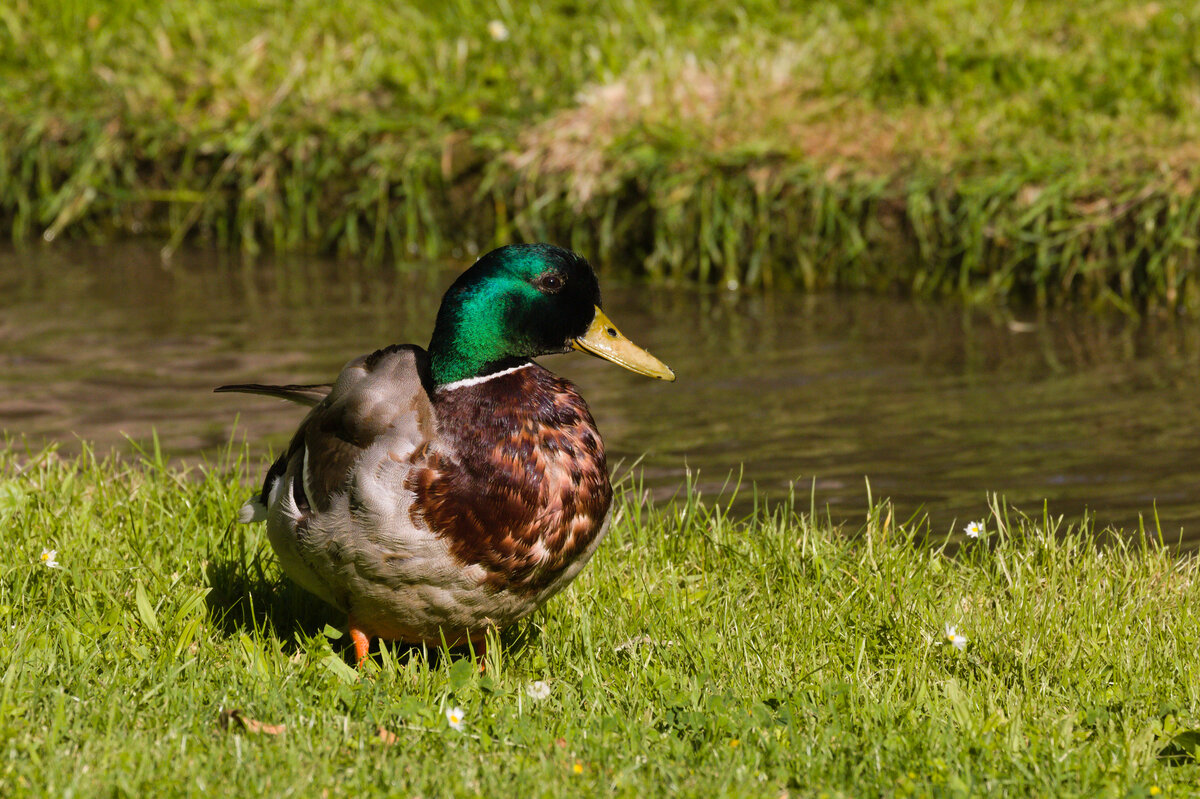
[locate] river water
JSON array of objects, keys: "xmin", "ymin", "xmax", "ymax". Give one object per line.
[{"xmin": 3, "ymin": 244, "xmax": 1199, "ymax": 543}]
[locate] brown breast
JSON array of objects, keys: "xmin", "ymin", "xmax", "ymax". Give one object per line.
[{"xmin": 407, "ymin": 363, "xmax": 613, "ymax": 594}]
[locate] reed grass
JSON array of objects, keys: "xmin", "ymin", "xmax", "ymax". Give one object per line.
[{"xmin": 4, "ymin": 1, "xmax": 1200, "ymax": 309}]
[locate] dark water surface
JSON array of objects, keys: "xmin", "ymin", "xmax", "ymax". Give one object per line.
[{"xmin": 3, "ymin": 244, "xmax": 1200, "ymax": 543}]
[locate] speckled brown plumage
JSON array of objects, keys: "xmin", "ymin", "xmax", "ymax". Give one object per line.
[{"xmin": 409, "ymin": 364, "xmax": 612, "ymax": 595}]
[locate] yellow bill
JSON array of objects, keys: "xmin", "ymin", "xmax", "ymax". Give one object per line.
[{"xmin": 572, "ymin": 306, "xmax": 675, "ymax": 381}]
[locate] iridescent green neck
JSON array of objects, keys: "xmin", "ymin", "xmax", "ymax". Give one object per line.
[{"xmin": 428, "ymin": 282, "xmax": 528, "ymax": 386}]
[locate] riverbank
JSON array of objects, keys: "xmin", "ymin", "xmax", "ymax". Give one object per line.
[
  {"xmin": 3, "ymin": 443, "xmax": 1200, "ymax": 795},
  {"xmin": 4, "ymin": 1, "xmax": 1200, "ymax": 308}
]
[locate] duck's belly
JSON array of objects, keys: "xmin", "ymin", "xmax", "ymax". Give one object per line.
[
  {"xmin": 348, "ymin": 509, "xmax": 611, "ymax": 646},
  {"xmin": 269, "ymin": 445, "xmax": 612, "ymax": 646}
]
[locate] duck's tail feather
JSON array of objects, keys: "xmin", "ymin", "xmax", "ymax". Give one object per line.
[
  {"xmin": 236, "ymin": 454, "xmax": 290, "ymax": 525},
  {"xmin": 237, "ymin": 497, "xmax": 268, "ymax": 524},
  {"xmin": 214, "ymin": 383, "xmax": 332, "ymax": 407}
]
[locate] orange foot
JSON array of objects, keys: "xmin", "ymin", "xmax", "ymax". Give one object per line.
[{"xmin": 347, "ymin": 613, "xmax": 372, "ymax": 667}]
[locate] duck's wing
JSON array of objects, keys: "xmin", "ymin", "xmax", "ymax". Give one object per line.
[{"xmin": 231, "ymin": 345, "xmax": 437, "ymax": 523}]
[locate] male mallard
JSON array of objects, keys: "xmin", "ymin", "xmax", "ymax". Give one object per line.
[{"xmin": 217, "ymin": 244, "xmax": 674, "ymax": 664}]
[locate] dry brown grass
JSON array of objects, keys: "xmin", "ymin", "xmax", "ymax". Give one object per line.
[
  {"xmin": 512, "ymin": 40, "xmax": 1200, "ymax": 214},
  {"xmin": 511, "ymin": 50, "xmax": 970, "ymax": 207}
]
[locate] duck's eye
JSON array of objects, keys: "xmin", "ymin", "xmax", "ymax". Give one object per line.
[{"xmin": 537, "ymin": 273, "xmax": 565, "ymax": 293}]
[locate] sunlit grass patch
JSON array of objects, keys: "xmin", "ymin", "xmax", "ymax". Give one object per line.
[{"xmin": 2, "ymin": 442, "xmax": 1200, "ymax": 794}]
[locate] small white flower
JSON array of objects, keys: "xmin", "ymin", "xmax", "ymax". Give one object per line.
[
  {"xmin": 963, "ymin": 521, "xmax": 984, "ymax": 539},
  {"xmin": 487, "ymin": 20, "xmax": 510, "ymax": 41},
  {"xmin": 445, "ymin": 706, "xmax": 465, "ymax": 731},
  {"xmin": 40, "ymin": 548, "xmax": 60, "ymax": 569},
  {"xmin": 944, "ymin": 624, "xmax": 967, "ymax": 651},
  {"xmin": 525, "ymin": 680, "xmax": 551, "ymax": 701}
]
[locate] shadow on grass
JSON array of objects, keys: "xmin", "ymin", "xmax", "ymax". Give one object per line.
[
  {"xmin": 203, "ymin": 552, "xmax": 331, "ymax": 647},
  {"xmin": 202, "ymin": 523, "xmax": 540, "ymax": 667}
]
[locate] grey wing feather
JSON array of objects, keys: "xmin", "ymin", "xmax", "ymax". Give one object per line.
[
  {"xmin": 214, "ymin": 383, "xmax": 333, "ymax": 407},
  {"xmin": 223, "ymin": 345, "xmax": 435, "ymax": 520},
  {"xmin": 296, "ymin": 345, "xmax": 437, "ymax": 510}
]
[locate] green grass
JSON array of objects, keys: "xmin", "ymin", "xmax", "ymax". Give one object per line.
[
  {"xmin": 4, "ymin": 442, "xmax": 1200, "ymax": 796},
  {"xmin": 4, "ymin": 1, "xmax": 1200, "ymax": 308}
]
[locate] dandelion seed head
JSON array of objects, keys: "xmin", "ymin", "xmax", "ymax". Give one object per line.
[{"xmin": 525, "ymin": 680, "xmax": 551, "ymax": 701}]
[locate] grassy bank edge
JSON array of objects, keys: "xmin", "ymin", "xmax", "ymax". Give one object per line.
[
  {"xmin": 7, "ymin": 115, "xmax": 1200, "ymax": 313},
  {"xmin": 6, "ymin": 0, "xmax": 1200, "ymax": 311}
]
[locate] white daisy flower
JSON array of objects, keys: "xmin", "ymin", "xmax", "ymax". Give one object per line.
[
  {"xmin": 445, "ymin": 706, "xmax": 465, "ymax": 731},
  {"xmin": 944, "ymin": 624, "xmax": 967, "ymax": 651},
  {"xmin": 487, "ymin": 20, "xmax": 510, "ymax": 41},
  {"xmin": 963, "ymin": 521, "xmax": 984, "ymax": 539},
  {"xmin": 525, "ymin": 680, "xmax": 551, "ymax": 701},
  {"xmin": 40, "ymin": 548, "xmax": 60, "ymax": 569}
]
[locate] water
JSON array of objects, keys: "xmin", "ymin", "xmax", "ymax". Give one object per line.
[{"xmin": 4, "ymin": 244, "xmax": 1200, "ymax": 543}]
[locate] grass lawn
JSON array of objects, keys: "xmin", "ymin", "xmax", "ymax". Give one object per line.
[
  {"xmin": 3, "ymin": 442, "xmax": 1200, "ymax": 795},
  {"xmin": 4, "ymin": 1, "xmax": 1200, "ymax": 306}
]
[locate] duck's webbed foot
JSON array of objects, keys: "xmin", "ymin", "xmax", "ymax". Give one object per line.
[{"xmin": 347, "ymin": 613, "xmax": 372, "ymax": 667}]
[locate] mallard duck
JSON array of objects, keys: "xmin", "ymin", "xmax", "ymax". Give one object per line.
[{"xmin": 216, "ymin": 244, "xmax": 674, "ymax": 665}]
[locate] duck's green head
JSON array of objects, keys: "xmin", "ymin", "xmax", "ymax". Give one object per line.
[{"xmin": 428, "ymin": 243, "xmax": 674, "ymax": 387}]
